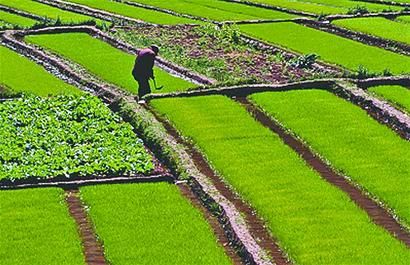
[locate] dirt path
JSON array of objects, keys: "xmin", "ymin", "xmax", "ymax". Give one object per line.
[
  {"xmin": 147, "ymin": 104, "xmax": 291, "ymax": 265},
  {"xmin": 237, "ymin": 97, "xmax": 410, "ymax": 248},
  {"xmin": 65, "ymin": 188, "xmax": 107, "ymax": 265}
]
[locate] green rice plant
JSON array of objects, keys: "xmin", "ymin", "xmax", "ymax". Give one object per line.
[
  {"xmin": 151, "ymin": 95, "xmax": 410, "ymax": 265},
  {"xmin": 250, "ymin": 89, "xmax": 410, "ymax": 226},
  {"xmin": 368, "ymin": 85, "xmax": 410, "ymax": 113},
  {"xmin": 0, "ymin": 45, "xmax": 80, "ymax": 96},
  {"xmin": 0, "ymin": 10, "xmax": 38, "ymax": 28},
  {"xmin": 396, "ymin": 15, "xmax": 410, "ymax": 24},
  {"xmin": 0, "ymin": 95, "xmax": 154, "ymax": 180},
  {"xmin": 239, "ymin": 22, "xmax": 410, "ymax": 74},
  {"xmin": 126, "ymin": 0, "xmax": 296, "ymax": 21},
  {"xmin": 333, "ymin": 17, "xmax": 410, "ymax": 45},
  {"xmin": 237, "ymin": 0, "xmax": 400, "ymax": 14},
  {"xmin": 0, "ymin": 0, "xmax": 104, "ymax": 25},
  {"xmin": 26, "ymin": 33, "xmax": 194, "ymax": 94},
  {"xmin": 80, "ymin": 183, "xmax": 232, "ymax": 265},
  {"xmin": 66, "ymin": 0, "xmax": 197, "ymax": 24},
  {"xmin": 0, "ymin": 188, "xmax": 85, "ymax": 265}
]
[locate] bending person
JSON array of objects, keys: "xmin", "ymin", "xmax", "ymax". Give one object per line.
[{"xmin": 132, "ymin": 45, "xmax": 159, "ymax": 102}]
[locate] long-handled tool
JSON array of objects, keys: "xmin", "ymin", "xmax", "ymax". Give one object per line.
[{"xmin": 152, "ymin": 78, "xmax": 163, "ymax": 90}]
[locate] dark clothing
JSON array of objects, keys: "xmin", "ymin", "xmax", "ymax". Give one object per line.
[{"xmin": 132, "ymin": 48, "xmax": 156, "ymax": 98}]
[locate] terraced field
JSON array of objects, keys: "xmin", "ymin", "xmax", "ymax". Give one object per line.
[
  {"xmin": 0, "ymin": 45, "xmax": 80, "ymax": 96},
  {"xmin": 239, "ymin": 22, "xmax": 410, "ymax": 74},
  {"xmin": 368, "ymin": 85, "xmax": 410, "ymax": 113},
  {"xmin": 0, "ymin": 10, "xmax": 38, "ymax": 28},
  {"xmin": 151, "ymin": 95, "xmax": 410, "ymax": 265},
  {"xmin": 333, "ymin": 17, "xmax": 410, "ymax": 45},
  {"xmin": 26, "ymin": 33, "xmax": 194, "ymax": 94},
  {"xmin": 1, "ymin": 0, "xmax": 409, "ymax": 264}
]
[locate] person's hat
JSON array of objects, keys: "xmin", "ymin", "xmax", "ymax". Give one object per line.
[{"xmin": 150, "ymin": 45, "xmax": 159, "ymax": 55}]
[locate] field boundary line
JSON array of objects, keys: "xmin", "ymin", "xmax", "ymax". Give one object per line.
[
  {"xmin": 352, "ymin": 0, "xmax": 410, "ymax": 7},
  {"xmin": 145, "ymin": 77, "xmax": 410, "ymax": 139},
  {"xmin": 18, "ymin": 25, "xmax": 215, "ymax": 86},
  {"xmin": 219, "ymin": 0, "xmax": 316, "ymax": 17},
  {"xmin": 115, "ymin": 0, "xmax": 215, "ymax": 24},
  {"xmin": 295, "ymin": 18, "xmax": 410, "ymax": 56},
  {"xmin": 0, "ymin": 5, "xmax": 47, "ymax": 22},
  {"xmin": 145, "ymin": 103, "xmax": 290, "ymax": 265},
  {"xmin": 0, "ymin": 174, "xmax": 173, "ymax": 190},
  {"xmin": 237, "ymin": 97, "xmax": 410, "ymax": 247},
  {"xmin": 238, "ymin": 33, "xmax": 344, "ymax": 74},
  {"xmin": 34, "ymin": 0, "xmax": 151, "ymax": 26},
  {"xmin": 326, "ymin": 10, "xmax": 410, "ymax": 21},
  {"xmin": 2, "ymin": 28, "xmax": 280, "ymax": 263},
  {"xmin": 65, "ymin": 188, "xmax": 108, "ymax": 265}
]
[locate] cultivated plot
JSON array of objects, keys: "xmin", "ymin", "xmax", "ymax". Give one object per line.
[
  {"xmin": 250, "ymin": 89, "xmax": 410, "ymax": 225},
  {"xmin": 0, "ymin": 10, "xmax": 38, "ymax": 28},
  {"xmin": 66, "ymin": 0, "xmax": 197, "ymax": 25},
  {"xmin": 239, "ymin": 22, "xmax": 410, "ymax": 74},
  {"xmin": 0, "ymin": 188, "xmax": 85, "ymax": 265},
  {"xmin": 125, "ymin": 0, "xmax": 296, "ymax": 21},
  {"xmin": 80, "ymin": 183, "xmax": 232, "ymax": 265},
  {"xmin": 0, "ymin": 45, "xmax": 79, "ymax": 96},
  {"xmin": 151, "ymin": 95, "xmax": 410, "ymax": 265},
  {"xmin": 26, "ymin": 33, "xmax": 194, "ymax": 94},
  {"xmin": 240, "ymin": 0, "xmax": 400, "ymax": 14},
  {"xmin": 333, "ymin": 17, "xmax": 410, "ymax": 45},
  {"xmin": 0, "ymin": 96, "xmax": 153, "ymax": 181},
  {"xmin": 368, "ymin": 85, "xmax": 410, "ymax": 113},
  {"xmin": 0, "ymin": 0, "xmax": 104, "ymax": 24}
]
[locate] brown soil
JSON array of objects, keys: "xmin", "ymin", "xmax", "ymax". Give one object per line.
[
  {"xmin": 179, "ymin": 183, "xmax": 244, "ymax": 265},
  {"xmin": 115, "ymin": 25, "xmax": 314, "ymax": 84},
  {"xmin": 65, "ymin": 188, "xmax": 107, "ymax": 265},
  {"xmin": 237, "ymin": 97, "xmax": 410, "ymax": 247},
  {"xmin": 146, "ymin": 104, "xmax": 291, "ymax": 265}
]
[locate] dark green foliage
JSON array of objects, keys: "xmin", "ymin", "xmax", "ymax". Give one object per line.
[
  {"xmin": 289, "ymin": 53, "xmax": 319, "ymax": 69},
  {"xmin": 0, "ymin": 95, "xmax": 153, "ymax": 180}
]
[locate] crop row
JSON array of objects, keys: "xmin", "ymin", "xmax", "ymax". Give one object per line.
[
  {"xmin": 0, "ymin": 183, "xmax": 232, "ymax": 265},
  {"xmin": 0, "ymin": 45, "xmax": 79, "ymax": 96},
  {"xmin": 122, "ymin": 0, "xmax": 296, "ymax": 21},
  {"xmin": 150, "ymin": 95, "xmax": 409, "ymax": 265},
  {"xmin": 0, "ymin": 0, "xmax": 103, "ymax": 25},
  {"xmin": 0, "ymin": 9, "xmax": 38, "ymax": 28},
  {"xmin": 239, "ymin": 22, "xmax": 410, "ymax": 74},
  {"xmin": 0, "ymin": 95, "xmax": 154, "ymax": 180},
  {"xmin": 250, "ymin": 89, "xmax": 410, "ymax": 225},
  {"xmin": 332, "ymin": 17, "xmax": 410, "ymax": 45},
  {"xmin": 368, "ymin": 85, "xmax": 410, "ymax": 113},
  {"xmin": 233, "ymin": 0, "xmax": 401, "ymax": 14},
  {"xmin": 65, "ymin": 0, "xmax": 197, "ymax": 25},
  {"xmin": 26, "ymin": 32, "xmax": 194, "ymax": 94}
]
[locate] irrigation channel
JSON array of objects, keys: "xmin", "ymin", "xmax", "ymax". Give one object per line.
[{"xmin": 1, "ymin": 1, "xmax": 410, "ymax": 263}]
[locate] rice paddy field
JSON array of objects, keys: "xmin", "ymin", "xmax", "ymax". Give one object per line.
[{"xmin": 1, "ymin": 0, "xmax": 409, "ymax": 264}]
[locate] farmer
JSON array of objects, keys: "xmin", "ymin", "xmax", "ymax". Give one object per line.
[{"xmin": 132, "ymin": 45, "xmax": 160, "ymax": 101}]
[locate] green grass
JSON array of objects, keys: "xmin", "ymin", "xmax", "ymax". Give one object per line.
[
  {"xmin": 80, "ymin": 183, "xmax": 232, "ymax": 265},
  {"xmin": 333, "ymin": 17, "xmax": 410, "ymax": 45},
  {"xmin": 241, "ymin": 0, "xmax": 400, "ymax": 14},
  {"xmin": 0, "ymin": 95, "xmax": 153, "ymax": 180},
  {"xmin": 151, "ymin": 95, "xmax": 410, "ymax": 265},
  {"xmin": 0, "ymin": 0, "xmax": 104, "ymax": 25},
  {"xmin": 26, "ymin": 33, "xmax": 194, "ymax": 94},
  {"xmin": 396, "ymin": 15, "xmax": 410, "ymax": 24},
  {"xmin": 0, "ymin": 10, "xmax": 38, "ymax": 28},
  {"xmin": 66, "ymin": 0, "xmax": 197, "ymax": 24},
  {"xmin": 126, "ymin": 0, "xmax": 296, "ymax": 21},
  {"xmin": 239, "ymin": 22, "xmax": 410, "ymax": 74},
  {"xmin": 250, "ymin": 89, "xmax": 410, "ymax": 226},
  {"xmin": 0, "ymin": 188, "xmax": 85, "ymax": 265},
  {"xmin": 368, "ymin": 85, "xmax": 410, "ymax": 113},
  {"xmin": 0, "ymin": 45, "xmax": 80, "ymax": 96}
]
